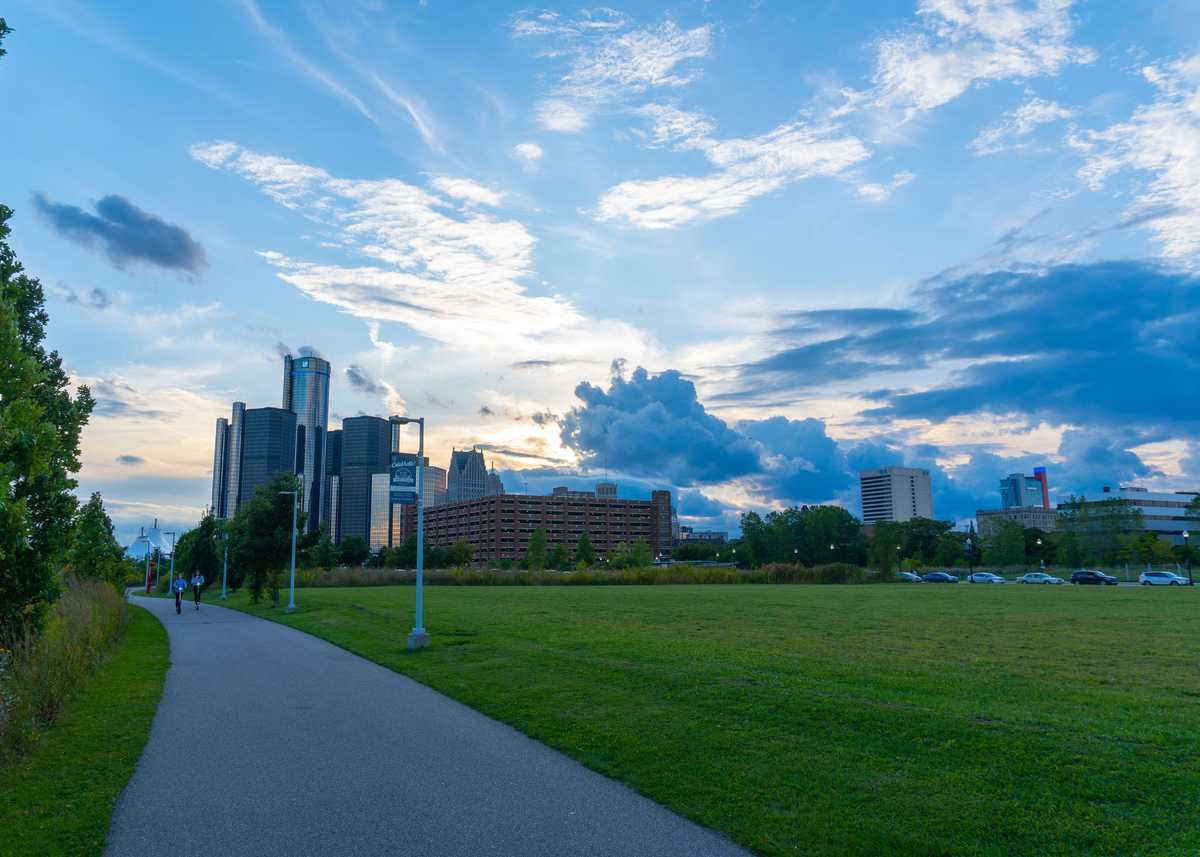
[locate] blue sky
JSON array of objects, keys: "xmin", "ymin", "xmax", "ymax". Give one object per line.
[{"xmin": 2, "ymin": 0, "xmax": 1199, "ymax": 543}]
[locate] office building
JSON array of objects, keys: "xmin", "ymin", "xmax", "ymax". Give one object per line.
[
  {"xmin": 424, "ymin": 463, "xmax": 447, "ymax": 508},
  {"xmin": 322, "ymin": 429, "xmax": 342, "ymax": 540},
  {"xmin": 339, "ymin": 415, "xmax": 391, "ymax": 546},
  {"xmin": 403, "ymin": 489, "xmax": 674, "ymax": 564},
  {"xmin": 222, "ymin": 402, "xmax": 246, "ymax": 517},
  {"xmin": 1001, "ymin": 470, "xmax": 1050, "ymax": 509},
  {"xmin": 236, "ymin": 407, "xmax": 297, "ymax": 508},
  {"xmin": 858, "ymin": 467, "xmax": 933, "ymax": 524},
  {"xmin": 210, "ymin": 417, "xmax": 229, "ymax": 518},
  {"xmin": 596, "ymin": 481, "xmax": 617, "ymax": 499},
  {"xmin": 976, "ymin": 506, "xmax": 1057, "ymax": 537},
  {"xmin": 486, "ymin": 466, "xmax": 505, "ymax": 497},
  {"xmin": 369, "ymin": 472, "xmax": 391, "ymax": 552},
  {"xmin": 678, "ymin": 526, "xmax": 728, "ymax": 543},
  {"xmin": 1076, "ymin": 486, "xmax": 1200, "ymax": 545},
  {"xmin": 447, "ymin": 448, "xmax": 488, "ymax": 503},
  {"xmin": 282, "ymin": 354, "xmax": 331, "ymax": 533}
]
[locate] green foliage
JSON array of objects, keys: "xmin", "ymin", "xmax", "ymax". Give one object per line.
[
  {"xmin": 548, "ymin": 541, "xmax": 569, "ymax": 571},
  {"xmin": 982, "ymin": 518, "xmax": 1026, "ymax": 567},
  {"xmin": 337, "ymin": 535, "xmax": 370, "ymax": 567},
  {"xmin": 0, "ymin": 201, "xmax": 94, "ymax": 644},
  {"xmin": 868, "ymin": 522, "xmax": 901, "ymax": 579},
  {"xmin": 673, "ymin": 540, "xmax": 717, "ymax": 561},
  {"xmin": 172, "ymin": 512, "xmax": 220, "ymax": 587},
  {"xmin": 525, "ymin": 528, "xmax": 548, "ymax": 571},
  {"xmin": 574, "ymin": 531, "xmax": 595, "ymax": 567},
  {"xmin": 739, "ymin": 505, "xmax": 868, "ymax": 567},
  {"xmin": 307, "ymin": 530, "xmax": 337, "ymax": 570},
  {"xmin": 225, "ymin": 473, "xmax": 303, "ymax": 604},
  {"xmin": 65, "ymin": 493, "xmax": 126, "ymax": 587},
  {"xmin": 446, "ymin": 539, "xmax": 474, "ymax": 567},
  {"xmin": 1055, "ymin": 496, "xmax": 1144, "ymax": 567}
]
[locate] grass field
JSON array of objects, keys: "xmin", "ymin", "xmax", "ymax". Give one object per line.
[
  {"xmin": 0, "ymin": 605, "xmax": 169, "ymax": 857},
  {"xmin": 222, "ymin": 584, "xmax": 1198, "ymax": 856}
]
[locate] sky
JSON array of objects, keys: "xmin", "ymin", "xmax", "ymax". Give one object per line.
[{"xmin": 2, "ymin": 0, "xmax": 1199, "ymax": 545}]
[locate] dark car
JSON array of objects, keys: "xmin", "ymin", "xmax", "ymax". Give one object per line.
[
  {"xmin": 1070, "ymin": 569, "xmax": 1118, "ymax": 585},
  {"xmin": 921, "ymin": 571, "xmax": 958, "ymax": 583}
]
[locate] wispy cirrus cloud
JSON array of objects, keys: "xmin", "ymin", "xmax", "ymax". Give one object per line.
[
  {"xmin": 1075, "ymin": 53, "xmax": 1200, "ymax": 263},
  {"xmin": 971, "ymin": 96, "xmax": 1074, "ymax": 154},
  {"xmin": 596, "ymin": 106, "xmax": 870, "ymax": 228},
  {"xmin": 511, "ymin": 9, "xmax": 712, "ymax": 133}
]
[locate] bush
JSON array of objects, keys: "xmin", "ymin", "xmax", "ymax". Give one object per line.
[{"xmin": 0, "ymin": 578, "xmax": 127, "ymax": 763}]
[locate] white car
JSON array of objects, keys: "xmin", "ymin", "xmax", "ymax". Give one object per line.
[
  {"xmin": 1138, "ymin": 571, "xmax": 1191, "ymax": 586},
  {"xmin": 968, "ymin": 572, "xmax": 1005, "ymax": 583},
  {"xmin": 1016, "ymin": 572, "xmax": 1064, "ymax": 585}
]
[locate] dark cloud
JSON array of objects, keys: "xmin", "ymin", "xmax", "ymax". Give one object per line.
[
  {"xmin": 116, "ymin": 455, "xmax": 144, "ymax": 466},
  {"xmin": 344, "ymin": 364, "xmax": 384, "ymax": 394},
  {"xmin": 738, "ymin": 416, "xmax": 855, "ymax": 504},
  {"xmin": 530, "ymin": 410, "xmax": 559, "ymax": 427},
  {"xmin": 275, "ymin": 342, "xmax": 293, "ymax": 359},
  {"xmin": 560, "ymin": 366, "xmax": 761, "ymax": 486},
  {"xmin": 55, "ymin": 284, "xmax": 111, "ymax": 310},
  {"xmin": 426, "ymin": 393, "xmax": 453, "ymax": 409},
  {"xmin": 512, "ymin": 360, "xmax": 555, "ymax": 369},
  {"xmin": 296, "ymin": 345, "xmax": 324, "ymax": 358},
  {"xmin": 479, "ymin": 405, "xmax": 496, "ymax": 417},
  {"xmin": 474, "ymin": 444, "xmax": 563, "ymax": 464},
  {"xmin": 33, "ymin": 193, "xmax": 205, "ymax": 274},
  {"xmin": 90, "ymin": 378, "xmax": 165, "ymax": 419}
]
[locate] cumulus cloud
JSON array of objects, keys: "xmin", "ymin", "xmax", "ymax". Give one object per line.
[
  {"xmin": 428, "ymin": 176, "xmax": 504, "ymax": 208},
  {"xmin": 597, "ymin": 112, "xmax": 870, "ymax": 228},
  {"xmin": 512, "ymin": 142, "xmax": 544, "ymax": 168},
  {"xmin": 1076, "ymin": 53, "xmax": 1200, "ymax": 263},
  {"xmin": 971, "ymin": 96, "xmax": 1073, "ymax": 154},
  {"xmin": 857, "ymin": 0, "xmax": 1094, "ymax": 122},
  {"xmin": 511, "ymin": 10, "xmax": 712, "ymax": 133},
  {"xmin": 855, "ymin": 171, "xmax": 917, "ymax": 202},
  {"xmin": 33, "ymin": 193, "xmax": 206, "ymax": 274}
]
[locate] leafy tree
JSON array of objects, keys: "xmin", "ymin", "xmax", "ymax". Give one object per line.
[
  {"xmin": 184, "ymin": 512, "xmax": 220, "ymax": 587},
  {"xmin": 0, "ymin": 194, "xmax": 94, "ymax": 642},
  {"xmin": 308, "ymin": 530, "xmax": 337, "ymax": 570},
  {"xmin": 629, "ymin": 536, "xmax": 653, "ymax": 568},
  {"xmin": 982, "ymin": 519, "xmax": 1025, "ymax": 567},
  {"xmin": 66, "ymin": 492, "xmax": 126, "ymax": 586},
  {"xmin": 869, "ymin": 522, "xmax": 901, "ymax": 580},
  {"xmin": 575, "ymin": 532, "xmax": 596, "ymax": 567},
  {"xmin": 446, "ymin": 539, "xmax": 474, "ymax": 567},
  {"xmin": 526, "ymin": 528, "xmax": 548, "ymax": 571},
  {"xmin": 1056, "ymin": 496, "xmax": 1143, "ymax": 567},
  {"xmin": 227, "ymin": 473, "xmax": 304, "ymax": 604},
  {"xmin": 607, "ymin": 541, "xmax": 632, "ymax": 569},
  {"xmin": 548, "ymin": 542, "xmax": 570, "ymax": 571},
  {"xmin": 338, "ymin": 535, "xmax": 370, "ymax": 567},
  {"xmin": 674, "ymin": 540, "xmax": 716, "ymax": 562},
  {"xmin": 933, "ymin": 532, "xmax": 965, "ymax": 567}
]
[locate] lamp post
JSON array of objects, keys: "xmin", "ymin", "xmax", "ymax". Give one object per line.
[
  {"xmin": 165, "ymin": 532, "xmax": 177, "ymax": 594},
  {"xmin": 1185, "ymin": 530, "xmax": 1193, "ymax": 586},
  {"xmin": 279, "ymin": 490, "xmax": 298, "ymax": 613},
  {"xmin": 139, "ymin": 534, "xmax": 152, "ymax": 594},
  {"xmin": 966, "ymin": 537, "xmax": 974, "ymax": 581},
  {"xmin": 390, "ymin": 415, "xmax": 429, "ymax": 650},
  {"xmin": 219, "ymin": 529, "xmax": 229, "ymax": 600},
  {"xmin": 1036, "ymin": 537, "xmax": 1044, "ymax": 571}
]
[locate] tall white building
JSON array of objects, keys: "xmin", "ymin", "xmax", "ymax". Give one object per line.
[{"xmin": 859, "ymin": 467, "xmax": 934, "ymax": 524}]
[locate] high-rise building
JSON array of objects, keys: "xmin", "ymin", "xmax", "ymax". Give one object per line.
[
  {"xmin": 859, "ymin": 467, "xmax": 933, "ymax": 524},
  {"xmin": 1000, "ymin": 471, "xmax": 1050, "ymax": 509},
  {"xmin": 596, "ymin": 481, "xmax": 618, "ymax": 499},
  {"xmin": 424, "ymin": 463, "xmax": 447, "ymax": 507},
  {"xmin": 322, "ymin": 429, "xmax": 342, "ymax": 540},
  {"xmin": 282, "ymin": 354, "xmax": 331, "ymax": 533},
  {"xmin": 222, "ymin": 402, "xmax": 246, "ymax": 517},
  {"xmin": 338, "ymin": 415, "xmax": 391, "ymax": 546},
  {"xmin": 447, "ymin": 448, "xmax": 488, "ymax": 503},
  {"xmin": 237, "ymin": 407, "xmax": 297, "ymax": 507},
  {"xmin": 210, "ymin": 417, "xmax": 229, "ymax": 518},
  {"xmin": 369, "ymin": 472, "xmax": 391, "ymax": 552},
  {"xmin": 486, "ymin": 466, "xmax": 505, "ymax": 497}
]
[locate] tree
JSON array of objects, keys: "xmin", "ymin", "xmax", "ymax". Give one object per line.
[
  {"xmin": 0, "ymin": 194, "xmax": 95, "ymax": 642},
  {"xmin": 630, "ymin": 536, "xmax": 653, "ymax": 567},
  {"xmin": 549, "ymin": 542, "xmax": 570, "ymax": 571},
  {"xmin": 308, "ymin": 530, "xmax": 337, "ymax": 570},
  {"xmin": 982, "ymin": 519, "xmax": 1025, "ymax": 567},
  {"xmin": 184, "ymin": 512, "xmax": 220, "ymax": 587},
  {"xmin": 575, "ymin": 532, "xmax": 596, "ymax": 567},
  {"xmin": 869, "ymin": 522, "xmax": 901, "ymax": 580},
  {"xmin": 933, "ymin": 531, "xmax": 965, "ymax": 567},
  {"xmin": 526, "ymin": 528, "xmax": 548, "ymax": 571},
  {"xmin": 446, "ymin": 539, "xmax": 474, "ymax": 567},
  {"xmin": 227, "ymin": 474, "xmax": 304, "ymax": 605},
  {"xmin": 337, "ymin": 536, "xmax": 370, "ymax": 567},
  {"xmin": 66, "ymin": 492, "xmax": 126, "ymax": 586},
  {"xmin": 674, "ymin": 541, "xmax": 716, "ymax": 562}
]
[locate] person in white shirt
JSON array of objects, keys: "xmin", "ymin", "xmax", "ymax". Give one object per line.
[
  {"xmin": 191, "ymin": 573, "xmax": 205, "ymax": 611},
  {"xmin": 172, "ymin": 576, "xmax": 187, "ymax": 614}
]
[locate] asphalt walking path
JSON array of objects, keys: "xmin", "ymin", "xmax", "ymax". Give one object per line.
[{"xmin": 107, "ymin": 594, "xmax": 749, "ymax": 857}]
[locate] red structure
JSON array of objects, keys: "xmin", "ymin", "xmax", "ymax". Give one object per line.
[{"xmin": 1033, "ymin": 466, "xmax": 1050, "ymax": 509}]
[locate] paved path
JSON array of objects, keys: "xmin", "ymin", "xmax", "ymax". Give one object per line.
[{"xmin": 108, "ymin": 595, "xmax": 749, "ymax": 857}]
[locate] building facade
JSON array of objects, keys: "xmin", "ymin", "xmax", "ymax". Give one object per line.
[
  {"xmin": 338, "ymin": 415, "xmax": 391, "ymax": 546},
  {"xmin": 236, "ymin": 407, "xmax": 297, "ymax": 508},
  {"xmin": 282, "ymin": 355, "xmax": 331, "ymax": 533},
  {"xmin": 447, "ymin": 448, "xmax": 488, "ymax": 503},
  {"xmin": 976, "ymin": 506, "xmax": 1057, "ymax": 537},
  {"xmin": 322, "ymin": 429, "xmax": 343, "ymax": 540},
  {"xmin": 222, "ymin": 401, "xmax": 246, "ymax": 517},
  {"xmin": 1000, "ymin": 471, "xmax": 1050, "ymax": 509},
  {"xmin": 424, "ymin": 463, "xmax": 447, "ymax": 508},
  {"xmin": 858, "ymin": 467, "xmax": 933, "ymax": 524},
  {"xmin": 403, "ymin": 490, "xmax": 674, "ymax": 563},
  {"xmin": 486, "ymin": 467, "xmax": 505, "ymax": 497},
  {"xmin": 210, "ymin": 417, "xmax": 229, "ymax": 518},
  {"xmin": 1079, "ymin": 485, "xmax": 1200, "ymax": 545}
]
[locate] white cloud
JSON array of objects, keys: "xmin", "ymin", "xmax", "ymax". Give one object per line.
[
  {"xmin": 512, "ymin": 11, "xmax": 712, "ymax": 133},
  {"xmin": 597, "ymin": 118, "xmax": 870, "ymax": 229},
  {"xmin": 190, "ymin": 141, "xmax": 656, "ymax": 362},
  {"xmin": 859, "ymin": 0, "xmax": 1094, "ymax": 122},
  {"xmin": 366, "ymin": 72, "xmax": 442, "ymax": 152},
  {"xmin": 428, "ymin": 176, "xmax": 505, "ymax": 207},
  {"xmin": 1077, "ymin": 54, "xmax": 1200, "ymax": 262},
  {"xmin": 512, "ymin": 142, "xmax": 544, "ymax": 168},
  {"xmin": 971, "ymin": 96, "xmax": 1074, "ymax": 154},
  {"xmin": 856, "ymin": 171, "xmax": 917, "ymax": 202}
]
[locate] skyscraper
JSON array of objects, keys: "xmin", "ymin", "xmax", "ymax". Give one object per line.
[
  {"xmin": 447, "ymin": 448, "xmax": 488, "ymax": 502},
  {"xmin": 223, "ymin": 402, "xmax": 246, "ymax": 517},
  {"xmin": 486, "ymin": 466, "xmax": 505, "ymax": 497},
  {"xmin": 210, "ymin": 416, "xmax": 229, "ymax": 518},
  {"xmin": 339, "ymin": 415, "xmax": 391, "ymax": 546},
  {"xmin": 859, "ymin": 467, "xmax": 933, "ymax": 524},
  {"xmin": 237, "ymin": 407, "xmax": 297, "ymax": 507},
  {"xmin": 282, "ymin": 354, "xmax": 331, "ymax": 533},
  {"xmin": 322, "ymin": 429, "xmax": 343, "ymax": 540},
  {"xmin": 1000, "ymin": 472, "xmax": 1049, "ymax": 509}
]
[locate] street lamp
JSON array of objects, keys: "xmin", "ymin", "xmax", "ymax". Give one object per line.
[
  {"xmin": 219, "ymin": 528, "xmax": 229, "ymax": 600},
  {"xmin": 391, "ymin": 415, "xmax": 429, "ymax": 650},
  {"xmin": 1184, "ymin": 530, "xmax": 1193, "ymax": 586},
  {"xmin": 278, "ymin": 490, "xmax": 298, "ymax": 613},
  {"xmin": 138, "ymin": 533, "xmax": 152, "ymax": 594},
  {"xmin": 164, "ymin": 532, "xmax": 177, "ymax": 594},
  {"xmin": 1036, "ymin": 537, "xmax": 1044, "ymax": 570},
  {"xmin": 966, "ymin": 537, "xmax": 974, "ymax": 581}
]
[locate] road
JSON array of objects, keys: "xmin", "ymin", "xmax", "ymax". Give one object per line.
[{"xmin": 107, "ymin": 595, "xmax": 748, "ymax": 857}]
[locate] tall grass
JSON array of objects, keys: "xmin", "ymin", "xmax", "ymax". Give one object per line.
[{"xmin": 0, "ymin": 578, "xmax": 128, "ymax": 763}]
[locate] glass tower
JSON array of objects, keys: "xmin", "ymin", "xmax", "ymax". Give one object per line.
[{"xmin": 283, "ymin": 354, "xmax": 331, "ymax": 533}]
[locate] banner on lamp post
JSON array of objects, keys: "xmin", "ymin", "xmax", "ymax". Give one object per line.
[{"xmin": 390, "ymin": 453, "xmax": 418, "ymax": 505}]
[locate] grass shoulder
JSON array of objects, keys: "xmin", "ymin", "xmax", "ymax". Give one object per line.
[{"xmin": 0, "ymin": 605, "xmax": 169, "ymax": 857}]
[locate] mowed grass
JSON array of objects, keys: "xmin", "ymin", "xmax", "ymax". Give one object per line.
[
  {"xmin": 0, "ymin": 605, "xmax": 169, "ymax": 857},
  {"xmin": 225, "ymin": 584, "xmax": 1199, "ymax": 856}
]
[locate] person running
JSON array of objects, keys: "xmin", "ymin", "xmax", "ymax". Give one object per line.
[
  {"xmin": 172, "ymin": 575, "xmax": 187, "ymax": 614},
  {"xmin": 191, "ymin": 572, "xmax": 205, "ymax": 611}
]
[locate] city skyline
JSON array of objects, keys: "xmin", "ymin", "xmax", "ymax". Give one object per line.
[{"xmin": 2, "ymin": 1, "xmax": 1198, "ymax": 544}]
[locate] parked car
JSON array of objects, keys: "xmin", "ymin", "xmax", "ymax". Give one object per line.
[
  {"xmin": 1016, "ymin": 572, "xmax": 1065, "ymax": 585},
  {"xmin": 1138, "ymin": 570, "xmax": 1192, "ymax": 586},
  {"xmin": 968, "ymin": 572, "xmax": 1005, "ymax": 584},
  {"xmin": 1070, "ymin": 569, "xmax": 1118, "ymax": 585},
  {"xmin": 897, "ymin": 571, "xmax": 923, "ymax": 582},
  {"xmin": 921, "ymin": 571, "xmax": 958, "ymax": 583}
]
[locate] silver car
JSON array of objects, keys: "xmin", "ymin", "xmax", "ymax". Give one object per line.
[
  {"xmin": 1138, "ymin": 571, "xmax": 1191, "ymax": 586},
  {"xmin": 1016, "ymin": 572, "xmax": 1064, "ymax": 585},
  {"xmin": 968, "ymin": 572, "xmax": 1005, "ymax": 583}
]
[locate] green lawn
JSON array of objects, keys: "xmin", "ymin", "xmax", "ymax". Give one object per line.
[
  {"xmin": 0, "ymin": 605, "xmax": 169, "ymax": 857},
  {"xmin": 223, "ymin": 584, "xmax": 1198, "ymax": 856}
]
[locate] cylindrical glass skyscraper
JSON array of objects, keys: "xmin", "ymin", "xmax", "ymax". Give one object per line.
[{"xmin": 283, "ymin": 354, "xmax": 331, "ymax": 533}]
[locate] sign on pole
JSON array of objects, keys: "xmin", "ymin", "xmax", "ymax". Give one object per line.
[{"xmin": 390, "ymin": 452, "xmax": 418, "ymax": 505}]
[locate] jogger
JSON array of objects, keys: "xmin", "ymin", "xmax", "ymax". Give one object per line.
[{"xmin": 173, "ymin": 576, "xmax": 187, "ymax": 614}]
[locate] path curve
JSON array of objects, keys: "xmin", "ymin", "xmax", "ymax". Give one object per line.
[{"xmin": 107, "ymin": 595, "xmax": 749, "ymax": 857}]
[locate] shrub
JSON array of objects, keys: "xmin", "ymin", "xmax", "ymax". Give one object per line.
[{"xmin": 0, "ymin": 577, "xmax": 127, "ymax": 763}]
